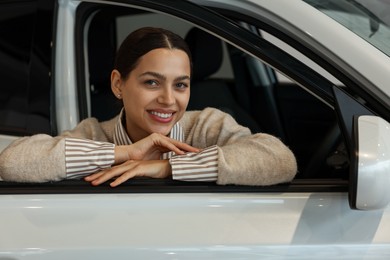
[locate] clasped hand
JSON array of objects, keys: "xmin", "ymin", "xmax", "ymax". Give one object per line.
[{"xmin": 84, "ymin": 133, "xmax": 199, "ymax": 187}]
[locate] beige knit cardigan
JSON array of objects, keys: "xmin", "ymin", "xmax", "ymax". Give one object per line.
[{"xmin": 0, "ymin": 108, "xmax": 297, "ymax": 185}]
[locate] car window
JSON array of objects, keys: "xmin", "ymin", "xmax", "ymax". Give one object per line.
[
  {"xmin": 208, "ymin": 9, "xmax": 354, "ymax": 179},
  {"xmin": 77, "ymin": 3, "xmax": 350, "ymax": 181},
  {"xmin": 230, "ymin": 26, "xmax": 348, "ymax": 179},
  {"xmin": 0, "ymin": 0, "xmax": 53, "ymax": 137},
  {"xmin": 0, "ymin": 0, "xmax": 352, "ymax": 192}
]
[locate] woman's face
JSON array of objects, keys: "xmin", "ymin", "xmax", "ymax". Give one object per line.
[{"xmin": 111, "ymin": 48, "xmax": 191, "ymax": 142}]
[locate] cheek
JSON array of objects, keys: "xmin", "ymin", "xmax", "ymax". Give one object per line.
[
  {"xmin": 178, "ymin": 92, "xmax": 190, "ymax": 109},
  {"xmin": 123, "ymin": 97, "xmax": 142, "ymax": 120},
  {"xmin": 123, "ymin": 88, "xmax": 147, "ymax": 108},
  {"xmin": 175, "ymin": 97, "xmax": 188, "ymax": 123}
]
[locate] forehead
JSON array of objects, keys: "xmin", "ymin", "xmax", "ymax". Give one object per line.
[{"xmin": 135, "ymin": 48, "xmax": 191, "ymax": 73}]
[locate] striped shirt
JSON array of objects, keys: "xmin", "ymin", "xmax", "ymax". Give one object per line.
[{"xmin": 64, "ymin": 110, "xmax": 218, "ymax": 181}]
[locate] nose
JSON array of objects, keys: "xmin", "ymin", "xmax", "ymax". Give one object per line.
[{"xmin": 157, "ymin": 87, "xmax": 175, "ymax": 106}]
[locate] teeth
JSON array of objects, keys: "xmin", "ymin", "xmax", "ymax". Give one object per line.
[{"xmin": 150, "ymin": 111, "xmax": 173, "ymax": 119}]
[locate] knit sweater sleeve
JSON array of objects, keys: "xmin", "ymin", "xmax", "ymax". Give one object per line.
[
  {"xmin": 179, "ymin": 108, "xmax": 297, "ymax": 186},
  {"xmin": 0, "ymin": 117, "xmax": 116, "ymax": 183}
]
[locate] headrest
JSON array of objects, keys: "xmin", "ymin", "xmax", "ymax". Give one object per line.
[{"xmin": 185, "ymin": 27, "xmax": 223, "ymax": 81}]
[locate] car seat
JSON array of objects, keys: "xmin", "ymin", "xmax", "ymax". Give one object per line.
[
  {"xmin": 184, "ymin": 27, "xmax": 261, "ymax": 133},
  {"xmin": 88, "ymin": 14, "xmax": 121, "ymax": 122}
]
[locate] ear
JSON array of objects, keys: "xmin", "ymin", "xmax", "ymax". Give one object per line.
[{"xmin": 111, "ymin": 69, "xmax": 123, "ymax": 99}]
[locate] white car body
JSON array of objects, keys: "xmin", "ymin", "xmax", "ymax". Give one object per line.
[
  {"xmin": 1, "ymin": 0, "xmax": 390, "ymax": 258},
  {"xmin": 1, "ymin": 193, "xmax": 389, "ymax": 259}
]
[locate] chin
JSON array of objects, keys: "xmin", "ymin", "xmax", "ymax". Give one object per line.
[{"xmin": 150, "ymin": 126, "xmax": 172, "ymax": 136}]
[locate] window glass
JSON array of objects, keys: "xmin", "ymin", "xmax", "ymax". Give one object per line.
[
  {"xmin": 0, "ymin": 0, "xmax": 53, "ymax": 136},
  {"xmin": 303, "ymin": 0, "xmax": 390, "ymax": 57},
  {"xmin": 225, "ymin": 21, "xmax": 348, "ymax": 178},
  {"xmin": 261, "ymin": 31, "xmax": 343, "ymax": 87}
]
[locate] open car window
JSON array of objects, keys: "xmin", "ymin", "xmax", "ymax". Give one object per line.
[
  {"xmin": 81, "ymin": 3, "xmax": 349, "ymax": 181},
  {"xmin": 0, "ymin": 0, "xmax": 355, "ymax": 194}
]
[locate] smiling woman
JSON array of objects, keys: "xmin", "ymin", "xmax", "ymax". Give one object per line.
[
  {"xmin": 112, "ymin": 47, "xmax": 191, "ymax": 142},
  {"xmin": 0, "ymin": 27, "xmax": 297, "ymax": 187}
]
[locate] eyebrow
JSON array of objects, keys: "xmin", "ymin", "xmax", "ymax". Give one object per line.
[{"xmin": 139, "ymin": 71, "xmax": 190, "ymax": 81}]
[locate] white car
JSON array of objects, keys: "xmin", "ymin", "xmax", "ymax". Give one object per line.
[{"xmin": 1, "ymin": 0, "xmax": 390, "ymax": 258}]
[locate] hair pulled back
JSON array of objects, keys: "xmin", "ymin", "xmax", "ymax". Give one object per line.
[{"xmin": 114, "ymin": 27, "xmax": 192, "ymax": 79}]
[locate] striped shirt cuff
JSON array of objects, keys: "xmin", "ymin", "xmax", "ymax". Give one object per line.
[
  {"xmin": 65, "ymin": 138, "xmax": 115, "ymax": 179},
  {"xmin": 170, "ymin": 145, "xmax": 218, "ymax": 182}
]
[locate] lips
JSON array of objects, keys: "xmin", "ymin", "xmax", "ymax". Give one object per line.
[
  {"xmin": 149, "ymin": 111, "xmax": 173, "ymax": 119},
  {"xmin": 148, "ymin": 110, "xmax": 176, "ymax": 123}
]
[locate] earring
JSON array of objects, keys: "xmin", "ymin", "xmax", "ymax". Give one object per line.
[{"xmin": 117, "ymin": 94, "xmax": 121, "ymax": 98}]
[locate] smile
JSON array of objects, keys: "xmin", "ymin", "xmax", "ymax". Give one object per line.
[{"xmin": 149, "ymin": 111, "xmax": 173, "ymax": 119}]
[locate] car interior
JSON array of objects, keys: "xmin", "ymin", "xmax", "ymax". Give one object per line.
[
  {"xmin": 83, "ymin": 6, "xmax": 349, "ymax": 180},
  {"xmin": 0, "ymin": 2, "xmax": 53, "ymax": 137},
  {"xmin": 0, "ymin": 3, "xmax": 349, "ymax": 184},
  {"xmin": 184, "ymin": 27, "xmax": 262, "ymax": 134}
]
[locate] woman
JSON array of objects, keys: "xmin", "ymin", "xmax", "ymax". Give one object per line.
[{"xmin": 0, "ymin": 27, "xmax": 297, "ymax": 187}]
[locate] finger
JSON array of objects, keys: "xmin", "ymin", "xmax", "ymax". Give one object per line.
[
  {"xmin": 84, "ymin": 171, "xmax": 107, "ymax": 182},
  {"xmin": 158, "ymin": 139, "xmax": 186, "ymax": 155},
  {"xmin": 158, "ymin": 137, "xmax": 200, "ymax": 154},
  {"xmin": 110, "ymin": 160, "xmax": 170, "ymax": 187},
  {"xmin": 109, "ymin": 163, "xmax": 145, "ymax": 187},
  {"xmin": 109, "ymin": 171, "xmax": 137, "ymax": 187},
  {"xmin": 91, "ymin": 163, "xmax": 135, "ymax": 186},
  {"xmin": 170, "ymin": 139, "xmax": 200, "ymax": 153}
]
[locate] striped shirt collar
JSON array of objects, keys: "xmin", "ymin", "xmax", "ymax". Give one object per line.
[{"xmin": 113, "ymin": 108, "xmax": 184, "ymax": 146}]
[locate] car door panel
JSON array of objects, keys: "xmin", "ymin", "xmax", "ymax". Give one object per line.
[
  {"xmin": 0, "ymin": 192, "xmax": 388, "ymax": 259},
  {"xmin": 1, "ymin": 0, "xmax": 390, "ymax": 258}
]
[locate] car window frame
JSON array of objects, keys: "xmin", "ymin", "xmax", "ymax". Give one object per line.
[{"xmin": 0, "ymin": 178, "xmax": 348, "ymax": 195}]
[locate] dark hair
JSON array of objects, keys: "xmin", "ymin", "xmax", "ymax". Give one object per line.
[{"xmin": 114, "ymin": 27, "xmax": 192, "ymax": 79}]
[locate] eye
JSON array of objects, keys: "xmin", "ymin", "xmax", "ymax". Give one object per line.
[
  {"xmin": 144, "ymin": 79, "xmax": 158, "ymax": 87},
  {"xmin": 175, "ymin": 82, "xmax": 189, "ymax": 90}
]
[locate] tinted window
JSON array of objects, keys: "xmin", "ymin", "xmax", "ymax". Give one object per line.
[{"xmin": 0, "ymin": 0, "xmax": 54, "ymax": 136}]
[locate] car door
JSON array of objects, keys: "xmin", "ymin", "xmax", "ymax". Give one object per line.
[{"xmin": 1, "ymin": 0, "xmax": 390, "ymax": 259}]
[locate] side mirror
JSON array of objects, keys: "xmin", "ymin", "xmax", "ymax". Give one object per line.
[{"xmin": 350, "ymin": 115, "xmax": 390, "ymax": 210}]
